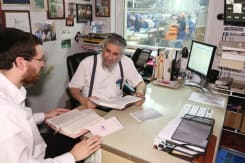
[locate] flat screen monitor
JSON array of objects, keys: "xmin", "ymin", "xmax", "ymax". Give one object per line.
[
  {"xmin": 185, "ymin": 40, "xmax": 216, "ymax": 92},
  {"xmin": 224, "ymin": 0, "xmax": 245, "ymax": 27}
]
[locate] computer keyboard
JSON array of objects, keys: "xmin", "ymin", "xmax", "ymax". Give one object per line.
[{"xmin": 178, "ymin": 103, "xmax": 213, "ymax": 118}]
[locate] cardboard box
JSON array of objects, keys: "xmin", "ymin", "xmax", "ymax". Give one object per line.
[
  {"xmin": 240, "ymin": 115, "xmax": 245, "ymax": 133},
  {"xmin": 223, "ymin": 111, "xmax": 242, "ymax": 129}
]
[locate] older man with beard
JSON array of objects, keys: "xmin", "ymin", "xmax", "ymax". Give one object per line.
[
  {"xmin": 68, "ymin": 33, "xmax": 146, "ymax": 108},
  {"xmin": 0, "ymin": 28, "xmax": 102, "ymax": 163}
]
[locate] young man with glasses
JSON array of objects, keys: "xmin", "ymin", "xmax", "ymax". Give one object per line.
[{"xmin": 0, "ymin": 28, "xmax": 102, "ymax": 163}]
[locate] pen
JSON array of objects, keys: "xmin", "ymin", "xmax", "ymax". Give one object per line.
[{"xmin": 165, "ymin": 140, "xmax": 203, "ymax": 153}]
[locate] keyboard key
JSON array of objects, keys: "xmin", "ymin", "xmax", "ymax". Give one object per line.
[{"xmin": 179, "ymin": 104, "xmax": 213, "ymax": 118}]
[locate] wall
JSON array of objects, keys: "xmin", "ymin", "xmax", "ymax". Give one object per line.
[{"xmin": 205, "ymin": 0, "xmax": 224, "ymax": 45}]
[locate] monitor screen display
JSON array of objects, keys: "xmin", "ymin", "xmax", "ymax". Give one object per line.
[
  {"xmin": 224, "ymin": 0, "xmax": 245, "ymax": 26},
  {"xmin": 187, "ymin": 40, "xmax": 216, "ymax": 77}
]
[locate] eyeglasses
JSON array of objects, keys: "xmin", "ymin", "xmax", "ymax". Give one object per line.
[
  {"xmin": 32, "ymin": 56, "xmax": 46, "ymax": 62},
  {"xmin": 24, "ymin": 56, "xmax": 46, "ymax": 62}
]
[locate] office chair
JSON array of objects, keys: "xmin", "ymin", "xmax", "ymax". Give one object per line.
[
  {"xmin": 132, "ymin": 48, "xmax": 153, "ymax": 82},
  {"xmin": 66, "ymin": 51, "xmax": 98, "ymax": 108},
  {"xmin": 67, "ymin": 51, "xmax": 98, "ymax": 80}
]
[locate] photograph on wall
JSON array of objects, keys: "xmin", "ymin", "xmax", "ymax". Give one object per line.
[
  {"xmin": 33, "ymin": 21, "xmax": 56, "ymax": 42},
  {"xmin": 47, "ymin": 0, "xmax": 65, "ymax": 19},
  {"xmin": 31, "ymin": 0, "xmax": 47, "ymax": 10},
  {"xmin": 67, "ymin": 2, "xmax": 76, "ymax": 18},
  {"xmin": 66, "ymin": 16, "xmax": 74, "ymax": 26},
  {"xmin": 76, "ymin": 4, "xmax": 92, "ymax": 23},
  {"xmin": 2, "ymin": 0, "xmax": 30, "ymax": 4},
  {"xmin": 3, "ymin": 10, "xmax": 31, "ymax": 32},
  {"xmin": 61, "ymin": 39, "xmax": 71, "ymax": 48},
  {"xmin": 95, "ymin": 0, "xmax": 110, "ymax": 17}
]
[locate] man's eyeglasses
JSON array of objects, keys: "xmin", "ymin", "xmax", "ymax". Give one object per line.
[{"xmin": 24, "ymin": 56, "xmax": 46, "ymax": 62}]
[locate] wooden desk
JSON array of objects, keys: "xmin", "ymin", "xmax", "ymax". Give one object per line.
[{"xmin": 98, "ymin": 83, "xmax": 227, "ymax": 163}]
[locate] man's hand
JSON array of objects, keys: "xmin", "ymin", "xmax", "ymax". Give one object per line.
[
  {"xmin": 81, "ymin": 96, "xmax": 98, "ymax": 109},
  {"xmin": 44, "ymin": 108, "xmax": 70, "ymax": 120},
  {"xmin": 70, "ymin": 135, "xmax": 102, "ymax": 161}
]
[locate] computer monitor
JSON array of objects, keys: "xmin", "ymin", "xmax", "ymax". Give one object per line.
[{"xmin": 185, "ymin": 40, "xmax": 216, "ymax": 92}]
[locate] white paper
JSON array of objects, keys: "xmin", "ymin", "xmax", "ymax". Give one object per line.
[
  {"xmin": 189, "ymin": 92, "xmax": 226, "ymax": 108},
  {"xmin": 130, "ymin": 109, "xmax": 163, "ymax": 122},
  {"xmin": 89, "ymin": 117, "xmax": 123, "ymax": 137}
]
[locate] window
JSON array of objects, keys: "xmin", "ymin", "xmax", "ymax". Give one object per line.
[{"xmin": 125, "ymin": 0, "xmax": 210, "ymax": 49}]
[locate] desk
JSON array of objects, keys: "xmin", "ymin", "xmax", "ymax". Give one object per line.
[{"xmin": 98, "ymin": 83, "xmax": 227, "ymax": 163}]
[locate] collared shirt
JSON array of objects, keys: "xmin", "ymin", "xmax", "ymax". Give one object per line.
[
  {"xmin": 68, "ymin": 54, "xmax": 143, "ymax": 100},
  {"xmin": 0, "ymin": 73, "xmax": 75, "ymax": 163}
]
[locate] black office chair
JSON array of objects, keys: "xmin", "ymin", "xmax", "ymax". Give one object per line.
[
  {"xmin": 131, "ymin": 48, "xmax": 153, "ymax": 82},
  {"xmin": 66, "ymin": 51, "xmax": 98, "ymax": 108},
  {"xmin": 67, "ymin": 51, "xmax": 98, "ymax": 80}
]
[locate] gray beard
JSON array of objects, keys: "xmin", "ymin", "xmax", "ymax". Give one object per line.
[{"xmin": 102, "ymin": 58, "xmax": 118, "ymax": 71}]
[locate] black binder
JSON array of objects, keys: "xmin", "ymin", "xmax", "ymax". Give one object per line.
[
  {"xmin": 155, "ymin": 114, "xmax": 215, "ymax": 162},
  {"xmin": 171, "ymin": 114, "xmax": 215, "ymax": 149}
]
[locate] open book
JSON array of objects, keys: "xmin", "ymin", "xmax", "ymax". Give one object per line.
[
  {"xmin": 45, "ymin": 109, "xmax": 104, "ymax": 139},
  {"xmin": 89, "ymin": 95, "xmax": 143, "ymax": 110}
]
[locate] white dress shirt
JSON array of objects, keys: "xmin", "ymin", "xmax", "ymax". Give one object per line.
[
  {"xmin": 0, "ymin": 73, "xmax": 75, "ymax": 163},
  {"xmin": 68, "ymin": 54, "xmax": 143, "ymax": 100}
]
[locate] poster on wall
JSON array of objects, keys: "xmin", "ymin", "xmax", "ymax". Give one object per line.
[{"xmin": 3, "ymin": 10, "xmax": 31, "ymax": 32}]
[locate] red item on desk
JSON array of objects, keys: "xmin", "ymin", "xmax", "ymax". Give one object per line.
[{"xmin": 146, "ymin": 60, "xmax": 154, "ymax": 66}]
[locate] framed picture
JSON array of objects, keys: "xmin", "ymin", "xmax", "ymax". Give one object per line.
[
  {"xmin": 33, "ymin": 21, "xmax": 56, "ymax": 42},
  {"xmin": 3, "ymin": 10, "xmax": 31, "ymax": 32},
  {"xmin": 0, "ymin": 9, "xmax": 4, "ymax": 31},
  {"xmin": 1, "ymin": 0, "xmax": 30, "ymax": 4},
  {"xmin": 95, "ymin": 0, "xmax": 110, "ymax": 17},
  {"xmin": 76, "ymin": 4, "xmax": 92, "ymax": 23},
  {"xmin": 31, "ymin": 0, "xmax": 47, "ymax": 10},
  {"xmin": 47, "ymin": 0, "xmax": 65, "ymax": 19}
]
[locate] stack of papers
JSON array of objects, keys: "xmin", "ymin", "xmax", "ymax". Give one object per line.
[{"xmin": 189, "ymin": 92, "xmax": 226, "ymax": 108}]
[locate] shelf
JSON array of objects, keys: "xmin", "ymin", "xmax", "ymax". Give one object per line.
[
  {"xmin": 210, "ymin": 83, "xmax": 245, "ymax": 100},
  {"xmin": 220, "ymin": 129, "xmax": 245, "ymax": 154},
  {"xmin": 223, "ymin": 128, "xmax": 245, "ymax": 136}
]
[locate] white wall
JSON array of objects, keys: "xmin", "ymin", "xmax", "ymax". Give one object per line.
[{"xmin": 205, "ymin": 0, "xmax": 224, "ymax": 45}]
